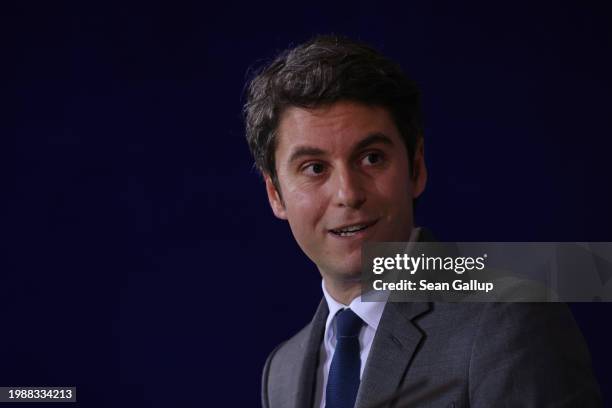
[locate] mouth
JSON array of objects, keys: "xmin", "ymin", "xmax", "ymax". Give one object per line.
[{"xmin": 328, "ymin": 219, "xmax": 378, "ymax": 237}]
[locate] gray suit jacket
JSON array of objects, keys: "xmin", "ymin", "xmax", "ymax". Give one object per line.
[
  {"xmin": 262, "ymin": 300, "xmax": 602, "ymax": 407},
  {"xmin": 262, "ymin": 229, "xmax": 602, "ymax": 407}
]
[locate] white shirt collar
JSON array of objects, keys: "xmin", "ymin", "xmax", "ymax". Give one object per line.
[{"xmin": 321, "ymin": 278, "xmax": 386, "ymax": 335}]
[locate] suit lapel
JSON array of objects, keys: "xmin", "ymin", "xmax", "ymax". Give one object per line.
[
  {"xmin": 355, "ymin": 227, "xmax": 435, "ymax": 407},
  {"xmin": 295, "ymin": 299, "xmax": 328, "ymax": 408},
  {"xmin": 355, "ymin": 301, "xmax": 431, "ymax": 408}
]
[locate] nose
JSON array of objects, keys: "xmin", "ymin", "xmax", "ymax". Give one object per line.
[{"xmin": 333, "ymin": 166, "xmax": 366, "ymax": 209}]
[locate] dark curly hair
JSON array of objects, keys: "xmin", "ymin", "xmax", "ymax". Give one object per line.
[{"xmin": 243, "ymin": 35, "xmax": 423, "ymax": 192}]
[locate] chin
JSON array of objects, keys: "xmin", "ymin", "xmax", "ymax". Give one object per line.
[{"xmin": 327, "ymin": 260, "xmax": 362, "ymax": 282}]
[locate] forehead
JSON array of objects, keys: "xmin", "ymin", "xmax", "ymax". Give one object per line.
[{"xmin": 275, "ymin": 101, "xmax": 399, "ymax": 155}]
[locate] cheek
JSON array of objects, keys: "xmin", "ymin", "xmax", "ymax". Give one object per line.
[
  {"xmin": 284, "ymin": 190, "xmax": 328, "ymax": 238},
  {"xmin": 373, "ymin": 167, "xmax": 413, "ymax": 203},
  {"xmin": 369, "ymin": 166, "xmax": 414, "ymax": 229}
]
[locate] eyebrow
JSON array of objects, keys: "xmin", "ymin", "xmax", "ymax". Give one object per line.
[
  {"xmin": 287, "ymin": 146, "xmax": 326, "ymax": 165},
  {"xmin": 287, "ymin": 132, "xmax": 394, "ymax": 165},
  {"xmin": 353, "ymin": 132, "xmax": 394, "ymax": 151}
]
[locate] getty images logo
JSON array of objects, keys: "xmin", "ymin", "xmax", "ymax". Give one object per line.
[{"xmin": 372, "ymin": 253, "xmax": 488, "ymax": 275}]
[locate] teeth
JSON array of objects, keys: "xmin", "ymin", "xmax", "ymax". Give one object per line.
[
  {"xmin": 333, "ymin": 224, "xmax": 367, "ymax": 236},
  {"xmin": 343, "ymin": 224, "xmax": 365, "ymax": 232}
]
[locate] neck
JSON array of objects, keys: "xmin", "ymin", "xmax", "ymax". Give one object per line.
[{"xmin": 323, "ymin": 277, "xmax": 361, "ymax": 305}]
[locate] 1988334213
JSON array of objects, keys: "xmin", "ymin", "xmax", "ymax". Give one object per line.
[{"xmin": 0, "ymin": 387, "xmax": 76, "ymax": 402}]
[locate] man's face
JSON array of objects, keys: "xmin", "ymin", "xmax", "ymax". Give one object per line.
[{"xmin": 265, "ymin": 101, "xmax": 427, "ymax": 283}]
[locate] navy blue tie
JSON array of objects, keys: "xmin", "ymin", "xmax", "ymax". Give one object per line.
[{"xmin": 326, "ymin": 308, "xmax": 364, "ymax": 408}]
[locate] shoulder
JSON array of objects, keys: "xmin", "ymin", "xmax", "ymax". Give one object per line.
[
  {"xmin": 468, "ymin": 302, "xmax": 586, "ymax": 352},
  {"xmin": 261, "ymin": 299, "xmax": 329, "ymax": 408},
  {"xmin": 416, "ymin": 302, "xmax": 593, "ymax": 369},
  {"xmin": 264, "ymin": 323, "xmax": 313, "ymax": 372},
  {"xmin": 466, "ymin": 303, "xmax": 601, "ymax": 406},
  {"xmin": 416, "ymin": 301, "xmax": 584, "ymax": 338},
  {"xmin": 394, "ymin": 302, "xmax": 601, "ymax": 406},
  {"xmin": 261, "ymin": 322, "xmax": 316, "ymax": 408},
  {"xmin": 263, "ymin": 298, "xmax": 328, "ymax": 375}
]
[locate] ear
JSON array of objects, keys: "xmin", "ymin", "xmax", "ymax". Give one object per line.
[
  {"xmin": 264, "ymin": 174, "xmax": 288, "ymax": 220},
  {"xmin": 411, "ymin": 139, "xmax": 428, "ymax": 198}
]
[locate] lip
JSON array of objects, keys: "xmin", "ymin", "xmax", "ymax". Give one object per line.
[{"xmin": 328, "ymin": 219, "xmax": 379, "ymax": 237}]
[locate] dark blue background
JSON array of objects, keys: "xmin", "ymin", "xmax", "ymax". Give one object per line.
[{"xmin": 6, "ymin": 1, "xmax": 612, "ymax": 406}]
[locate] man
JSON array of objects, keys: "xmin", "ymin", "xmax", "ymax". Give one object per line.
[{"xmin": 244, "ymin": 35, "xmax": 602, "ymax": 407}]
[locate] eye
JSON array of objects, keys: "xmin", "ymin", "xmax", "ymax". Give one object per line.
[
  {"xmin": 302, "ymin": 162, "xmax": 326, "ymax": 176},
  {"xmin": 362, "ymin": 152, "xmax": 384, "ymax": 166}
]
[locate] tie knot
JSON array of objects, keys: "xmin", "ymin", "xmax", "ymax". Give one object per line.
[{"xmin": 336, "ymin": 308, "xmax": 363, "ymax": 338}]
